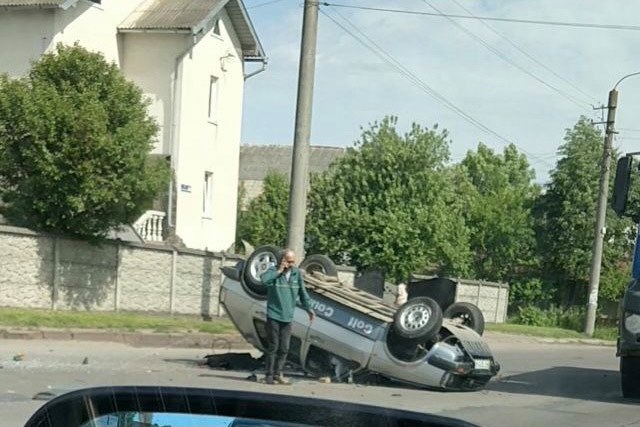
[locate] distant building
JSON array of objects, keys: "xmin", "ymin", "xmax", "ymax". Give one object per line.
[{"xmin": 238, "ymin": 144, "xmax": 346, "ymax": 208}]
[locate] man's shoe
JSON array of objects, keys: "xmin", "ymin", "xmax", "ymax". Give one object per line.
[
  {"xmin": 265, "ymin": 375, "xmax": 275, "ymax": 385},
  {"xmin": 274, "ymin": 375, "xmax": 291, "ymax": 385}
]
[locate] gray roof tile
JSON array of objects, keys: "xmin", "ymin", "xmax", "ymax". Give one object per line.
[
  {"xmin": 239, "ymin": 145, "xmax": 346, "ymax": 181},
  {"xmin": 0, "ymin": 0, "xmax": 68, "ymax": 7},
  {"xmin": 119, "ymin": 0, "xmax": 222, "ymax": 31},
  {"xmin": 119, "ymin": 0, "xmax": 264, "ymax": 59}
]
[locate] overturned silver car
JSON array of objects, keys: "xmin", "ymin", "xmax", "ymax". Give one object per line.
[{"xmin": 219, "ymin": 246, "xmax": 500, "ymax": 391}]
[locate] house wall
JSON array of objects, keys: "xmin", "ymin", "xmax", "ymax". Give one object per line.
[
  {"xmin": 120, "ymin": 33, "xmax": 190, "ymax": 155},
  {"xmin": 0, "ymin": 1, "xmax": 142, "ymax": 77},
  {"xmin": 52, "ymin": 0, "xmax": 141, "ymax": 67},
  {"xmin": 175, "ymin": 9, "xmax": 245, "ymax": 251},
  {"xmin": 0, "ymin": 8, "xmax": 56, "ymax": 76}
]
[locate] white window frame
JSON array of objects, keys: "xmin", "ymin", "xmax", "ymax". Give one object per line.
[
  {"xmin": 203, "ymin": 171, "xmax": 214, "ymax": 218},
  {"xmin": 208, "ymin": 76, "xmax": 219, "ymax": 125}
]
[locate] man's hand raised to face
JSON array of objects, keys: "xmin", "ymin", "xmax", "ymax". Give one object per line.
[{"xmin": 278, "ymin": 250, "xmax": 296, "ymax": 273}]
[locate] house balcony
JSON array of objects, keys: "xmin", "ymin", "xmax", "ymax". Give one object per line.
[{"xmin": 134, "ymin": 210, "xmax": 166, "ymax": 242}]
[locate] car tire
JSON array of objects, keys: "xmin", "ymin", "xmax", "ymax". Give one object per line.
[
  {"xmin": 242, "ymin": 245, "xmax": 281, "ymax": 299},
  {"xmin": 300, "ymin": 254, "xmax": 339, "ymax": 279},
  {"xmin": 444, "ymin": 302, "xmax": 485, "ymax": 335},
  {"xmin": 621, "ymin": 356, "xmax": 640, "ymax": 398},
  {"xmin": 393, "ymin": 297, "xmax": 443, "ymax": 340}
]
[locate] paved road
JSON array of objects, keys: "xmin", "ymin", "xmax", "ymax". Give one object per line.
[{"xmin": 0, "ymin": 334, "xmax": 637, "ymax": 427}]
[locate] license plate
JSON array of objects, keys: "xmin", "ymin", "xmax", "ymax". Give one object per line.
[{"xmin": 474, "ymin": 359, "xmax": 491, "ymax": 370}]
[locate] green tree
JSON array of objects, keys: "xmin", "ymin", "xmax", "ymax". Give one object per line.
[
  {"xmin": 537, "ymin": 117, "xmax": 633, "ymax": 305},
  {"xmin": 459, "ymin": 143, "xmax": 539, "ymax": 283},
  {"xmin": 0, "ymin": 43, "xmax": 169, "ymax": 240},
  {"xmin": 306, "ymin": 116, "xmax": 471, "ymax": 282},
  {"xmin": 236, "ymin": 171, "xmax": 289, "ymax": 248}
]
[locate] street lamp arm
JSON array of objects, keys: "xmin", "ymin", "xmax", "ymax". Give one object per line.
[{"xmin": 614, "ymin": 71, "xmax": 640, "ymax": 89}]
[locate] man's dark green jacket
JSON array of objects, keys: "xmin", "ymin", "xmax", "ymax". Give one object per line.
[{"xmin": 261, "ymin": 266, "xmax": 313, "ymax": 322}]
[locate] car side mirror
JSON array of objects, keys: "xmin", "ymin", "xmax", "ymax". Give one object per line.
[{"xmin": 613, "ymin": 155, "xmax": 633, "ymax": 217}]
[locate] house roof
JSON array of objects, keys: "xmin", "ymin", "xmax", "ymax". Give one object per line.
[
  {"xmin": 119, "ymin": 0, "xmax": 265, "ymax": 60},
  {"xmin": 239, "ymin": 145, "xmax": 347, "ymax": 181},
  {"xmin": 0, "ymin": 0, "xmax": 103, "ymax": 8},
  {"xmin": 0, "ymin": 0, "xmax": 77, "ymax": 8}
]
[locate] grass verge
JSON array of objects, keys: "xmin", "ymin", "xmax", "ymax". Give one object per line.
[
  {"xmin": 0, "ymin": 308, "xmax": 235, "ymax": 334},
  {"xmin": 486, "ymin": 323, "xmax": 617, "ymax": 341}
]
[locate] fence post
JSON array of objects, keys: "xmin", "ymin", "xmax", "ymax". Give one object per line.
[
  {"xmin": 114, "ymin": 243, "xmax": 121, "ymax": 312},
  {"xmin": 503, "ymin": 287, "xmax": 509, "ymax": 323},
  {"xmin": 170, "ymin": 248, "xmax": 177, "ymax": 314},
  {"xmin": 51, "ymin": 237, "xmax": 60, "ymax": 311},
  {"xmin": 494, "ymin": 284, "xmax": 501, "ymax": 323},
  {"xmin": 217, "ymin": 253, "xmax": 226, "ymax": 317},
  {"xmin": 476, "ymin": 281, "xmax": 482, "ymax": 307}
]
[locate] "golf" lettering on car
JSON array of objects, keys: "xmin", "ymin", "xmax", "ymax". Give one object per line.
[
  {"xmin": 309, "ymin": 299, "xmax": 335, "ymax": 317},
  {"xmin": 347, "ymin": 316, "xmax": 374, "ymax": 335}
]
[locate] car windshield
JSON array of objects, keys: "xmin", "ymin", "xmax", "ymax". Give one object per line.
[{"xmin": 1, "ymin": 1, "xmax": 639, "ymax": 427}]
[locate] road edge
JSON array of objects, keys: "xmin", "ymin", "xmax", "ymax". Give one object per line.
[{"xmin": 0, "ymin": 327, "xmax": 253, "ymax": 349}]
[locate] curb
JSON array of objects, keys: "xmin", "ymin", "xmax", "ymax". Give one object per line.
[
  {"xmin": 0, "ymin": 328, "xmax": 253, "ymax": 350},
  {"xmin": 484, "ymin": 331, "xmax": 616, "ymax": 347}
]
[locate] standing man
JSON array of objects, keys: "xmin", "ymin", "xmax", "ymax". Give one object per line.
[{"xmin": 260, "ymin": 248, "xmax": 315, "ymax": 385}]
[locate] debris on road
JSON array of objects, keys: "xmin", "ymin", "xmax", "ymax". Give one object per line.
[{"xmin": 13, "ymin": 354, "xmax": 24, "ymax": 362}]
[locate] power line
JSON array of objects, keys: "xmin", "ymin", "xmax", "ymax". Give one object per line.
[
  {"xmin": 317, "ymin": 2, "xmax": 640, "ymax": 31},
  {"xmin": 321, "ymin": 7, "xmax": 555, "ymax": 169},
  {"xmin": 417, "ymin": 0, "xmax": 592, "ymax": 111},
  {"xmin": 247, "ymin": 0, "xmax": 290, "ymax": 9},
  {"xmin": 321, "ymin": 8, "xmax": 508, "ymax": 144},
  {"xmin": 446, "ymin": 0, "xmax": 599, "ymax": 105}
]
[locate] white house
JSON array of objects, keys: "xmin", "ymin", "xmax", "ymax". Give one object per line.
[{"xmin": 0, "ymin": 0, "xmax": 266, "ymax": 251}]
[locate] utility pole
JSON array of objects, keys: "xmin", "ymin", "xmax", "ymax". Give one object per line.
[
  {"xmin": 287, "ymin": 0, "xmax": 319, "ymax": 259},
  {"xmin": 585, "ymin": 88, "xmax": 618, "ymax": 336}
]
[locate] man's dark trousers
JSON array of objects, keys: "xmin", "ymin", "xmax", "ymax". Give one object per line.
[{"xmin": 266, "ymin": 317, "xmax": 292, "ymax": 378}]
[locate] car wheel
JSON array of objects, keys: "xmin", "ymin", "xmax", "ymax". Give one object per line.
[
  {"xmin": 621, "ymin": 356, "xmax": 640, "ymax": 398},
  {"xmin": 444, "ymin": 302, "xmax": 485, "ymax": 335},
  {"xmin": 242, "ymin": 245, "xmax": 280, "ymax": 299},
  {"xmin": 300, "ymin": 254, "xmax": 339, "ymax": 279},
  {"xmin": 393, "ymin": 297, "xmax": 443, "ymax": 340}
]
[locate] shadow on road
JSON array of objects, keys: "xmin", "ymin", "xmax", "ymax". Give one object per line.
[
  {"xmin": 488, "ymin": 366, "xmax": 639, "ymax": 404},
  {"xmin": 163, "ymin": 355, "xmax": 431, "ymax": 391}
]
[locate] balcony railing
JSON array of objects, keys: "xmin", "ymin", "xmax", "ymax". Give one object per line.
[{"xmin": 134, "ymin": 210, "xmax": 166, "ymax": 242}]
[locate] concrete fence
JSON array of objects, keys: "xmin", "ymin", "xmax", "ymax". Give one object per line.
[
  {"xmin": 0, "ymin": 226, "xmax": 358, "ymax": 317},
  {"xmin": 0, "ymin": 225, "xmax": 244, "ymax": 317},
  {"xmin": 1, "ymin": 225, "xmax": 507, "ymax": 322},
  {"xmin": 455, "ymin": 280, "xmax": 510, "ymax": 323}
]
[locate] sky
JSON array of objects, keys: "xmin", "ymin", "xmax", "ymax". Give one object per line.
[{"xmin": 239, "ymin": 0, "xmax": 640, "ymax": 184}]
